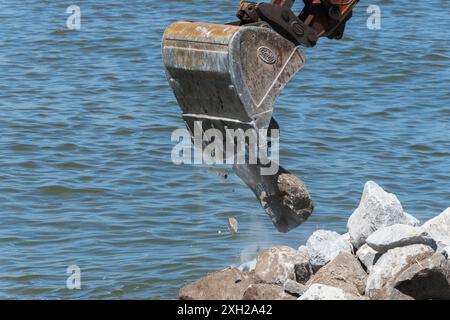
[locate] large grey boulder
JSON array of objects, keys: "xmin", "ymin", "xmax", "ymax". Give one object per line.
[
  {"xmin": 306, "ymin": 230, "xmax": 353, "ymax": 270},
  {"xmin": 366, "ymin": 224, "xmax": 436, "ymax": 254},
  {"xmin": 356, "ymin": 244, "xmax": 381, "ymax": 273},
  {"xmin": 309, "ymin": 253, "xmax": 367, "ymax": 296},
  {"xmin": 179, "ymin": 268, "xmax": 255, "ymax": 300},
  {"xmin": 392, "ymin": 253, "xmax": 450, "ymax": 300},
  {"xmin": 242, "ymin": 283, "xmax": 296, "ymax": 300},
  {"xmin": 254, "ymin": 246, "xmax": 309, "ymax": 284},
  {"xmin": 347, "ymin": 181, "xmax": 420, "ymax": 249},
  {"xmin": 422, "ymin": 207, "xmax": 450, "ymax": 248},
  {"xmin": 298, "ymin": 284, "xmax": 360, "ymax": 300},
  {"xmin": 365, "ymin": 244, "xmax": 435, "ymax": 297}
]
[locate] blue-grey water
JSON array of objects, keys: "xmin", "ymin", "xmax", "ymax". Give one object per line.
[{"xmin": 0, "ymin": 0, "xmax": 449, "ymax": 299}]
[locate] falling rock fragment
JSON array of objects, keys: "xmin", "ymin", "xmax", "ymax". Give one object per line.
[
  {"xmin": 347, "ymin": 181, "xmax": 420, "ymax": 250},
  {"xmin": 392, "ymin": 253, "xmax": 450, "ymax": 300},
  {"xmin": 179, "ymin": 268, "xmax": 254, "ymax": 300},
  {"xmin": 366, "ymin": 224, "xmax": 436, "ymax": 254},
  {"xmin": 309, "ymin": 253, "xmax": 367, "ymax": 296},
  {"xmin": 298, "ymin": 284, "xmax": 361, "ymax": 300},
  {"xmin": 242, "ymin": 283, "xmax": 296, "ymax": 300},
  {"xmin": 228, "ymin": 217, "xmax": 238, "ymax": 235},
  {"xmin": 422, "ymin": 207, "xmax": 450, "ymax": 248},
  {"xmin": 365, "ymin": 244, "xmax": 435, "ymax": 297},
  {"xmin": 254, "ymin": 246, "xmax": 309, "ymax": 284},
  {"xmin": 356, "ymin": 244, "xmax": 381, "ymax": 273},
  {"xmin": 306, "ymin": 230, "xmax": 353, "ymax": 270}
]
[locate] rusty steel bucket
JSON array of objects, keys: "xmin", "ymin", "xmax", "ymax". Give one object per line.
[
  {"xmin": 162, "ymin": 21, "xmax": 305, "ymax": 135},
  {"xmin": 162, "ymin": 21, "xmax": 313, "ymax": 233}
]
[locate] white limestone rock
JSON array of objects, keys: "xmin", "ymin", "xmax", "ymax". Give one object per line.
[
  {"xmin": 365, "ymin": 244, "xmax": 435, "ymax": 297},
  {"xmin": 254, "ymin": 246, "xmax": 309, "ymax": 284},
  {"xmin": 298, "ymin": 284, "xmax": 360, "ymax": 300},
  {"xmin": 347, "ymin": 181, "xmax": 420, "ymax": 249},
  {"xmin": 306, "ymin": 230, "xmax": 353, "ymax": 270},
  {"xmin": 297, "ymin": 245, "xmax": 309, "ymax": 255},
  {"xmin": 341, "ymin": 232, "xmax": 354, "ymax": 253},
  {"xmin": 356, "ymin": 244, "xmax": 381, "ymax": 273},
  {"xmin": 422, "ymin": 207, "xmax": 450, "ymax": 248},
  {"xmin": 366, "ymin": 224, "xmax": 436, "ymax": 253}
]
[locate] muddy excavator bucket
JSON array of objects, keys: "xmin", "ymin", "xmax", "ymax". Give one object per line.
[{"xmin": 162, "ymin": 21, "xmax": 313, "ymax": 232}]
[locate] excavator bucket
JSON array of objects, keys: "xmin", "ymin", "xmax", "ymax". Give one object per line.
[
  {"xmin": 162, "ymin": 21, "xmax": 314, "ymax": 232},
  {"xmin": 162, "ymin": 21, "xmax": 305, "ymax": 135}
]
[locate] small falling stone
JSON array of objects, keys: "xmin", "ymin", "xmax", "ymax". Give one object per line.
[{"xmin": 228, "ymin": 217, "xmax": 238, "ymax": 235}]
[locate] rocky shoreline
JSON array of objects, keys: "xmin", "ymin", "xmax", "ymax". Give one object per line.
[{"xmin": 179, "ymin": 181, "xmax": 450, "ymax": 300}]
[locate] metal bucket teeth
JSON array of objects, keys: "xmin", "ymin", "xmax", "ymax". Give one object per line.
[{"xmin": 162, "ymin": 21, "xmax": 305, "ymax": 134}]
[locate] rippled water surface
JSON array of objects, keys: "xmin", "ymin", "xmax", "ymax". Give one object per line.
[{"xmin": 0, "ymin": 0, "xmax": 449, "ymax": 299}]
